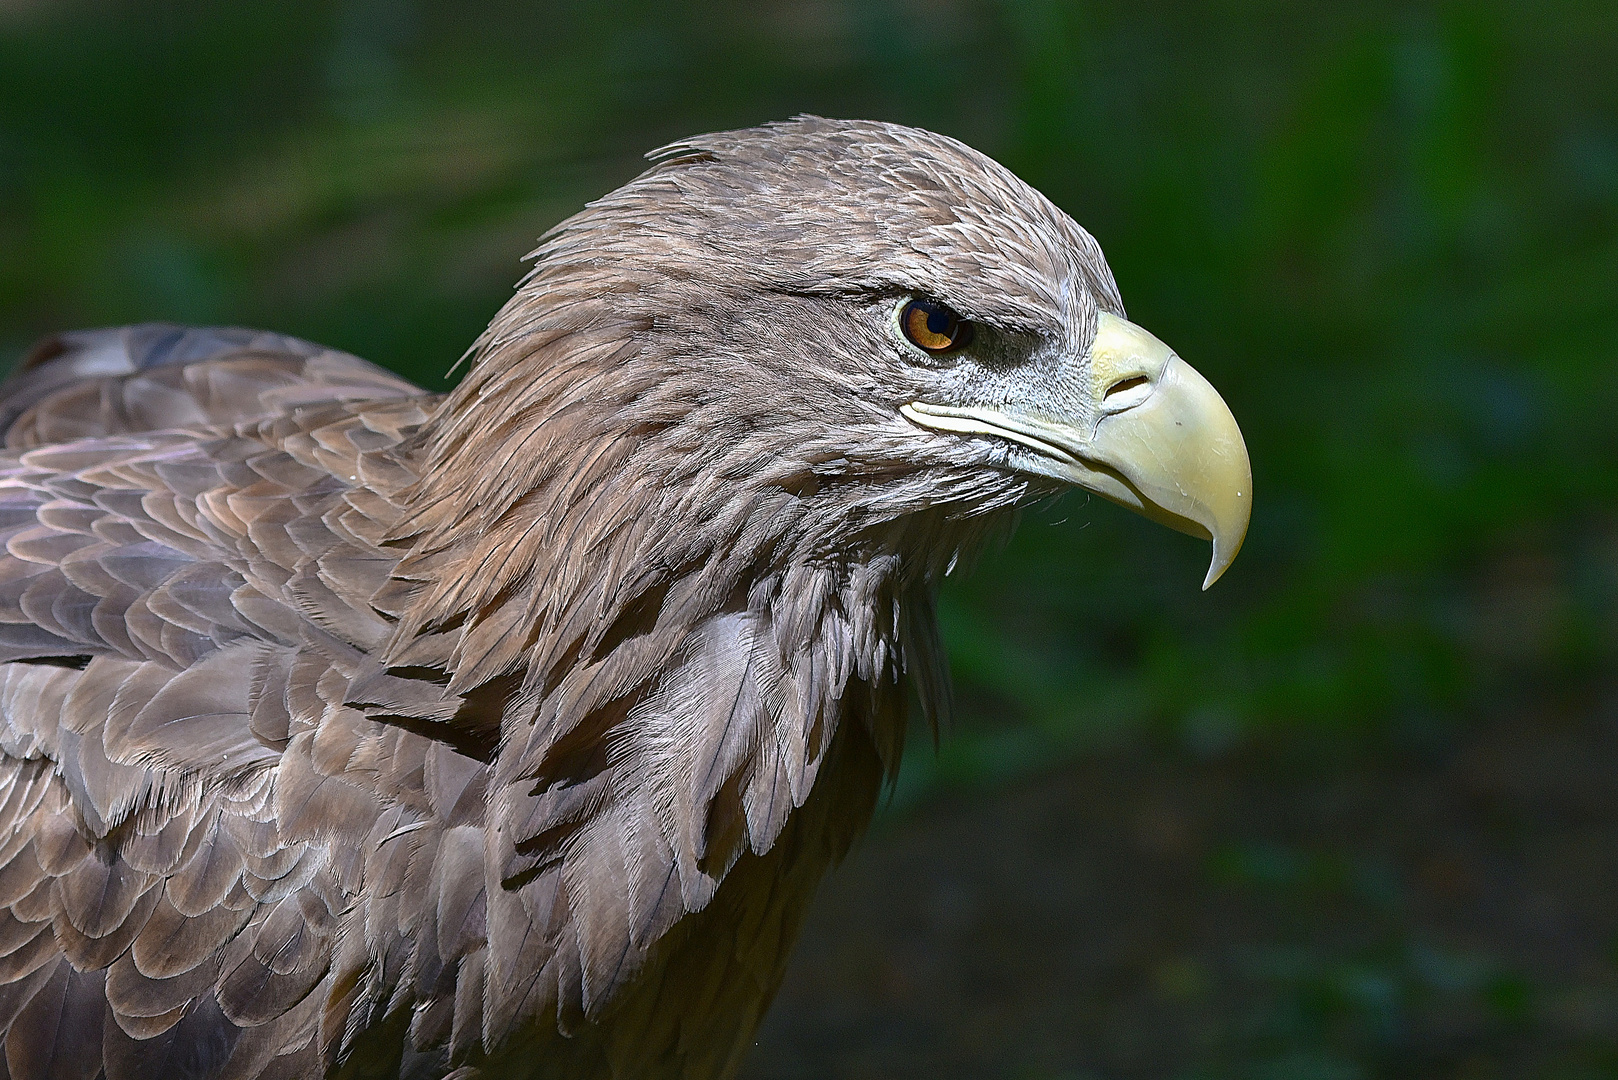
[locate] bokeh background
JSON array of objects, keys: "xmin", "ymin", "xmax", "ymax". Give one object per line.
[{"xmin": 2, "ymin": 1, "xmax": 1616, "ymax": 1076}]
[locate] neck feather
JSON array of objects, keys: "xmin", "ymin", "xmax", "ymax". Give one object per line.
[{"xmin": 364, "ymin": 276, "xmax": 1021, "ymax": 1036}]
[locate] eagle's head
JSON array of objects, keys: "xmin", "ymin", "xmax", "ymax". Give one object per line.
[{"xmin": 420, "ymin": 116, "xmax": 1248, "ymax": 610}]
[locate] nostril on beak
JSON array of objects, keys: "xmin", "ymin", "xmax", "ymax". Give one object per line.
[{"xmin": 1103, "ymin": 375, "xmax": 1150, "ymax": 401}]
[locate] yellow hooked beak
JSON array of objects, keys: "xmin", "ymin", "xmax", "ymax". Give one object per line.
[{"xmin": 902, "ymin": 312, "xmax": 1251, "ymax": 589}]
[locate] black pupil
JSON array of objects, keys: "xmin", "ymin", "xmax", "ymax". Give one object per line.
[{"xmin": 925, "ymin": 307, "xmax": 953, "ymax": 337}]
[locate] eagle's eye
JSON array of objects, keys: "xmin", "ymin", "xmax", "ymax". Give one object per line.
[{"xmin": 900, "ymin": 299, "xmax": 974, "ymax": 354}]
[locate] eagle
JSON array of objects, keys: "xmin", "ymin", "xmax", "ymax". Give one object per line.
[{"xmin": 0, "ymin": 118, "xmax": 1248, "ymax": 1079}]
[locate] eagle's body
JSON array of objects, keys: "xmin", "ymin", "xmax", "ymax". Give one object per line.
[{"xmin": 0, "ymin": 120, "xmax": 1249, "ymax": 1079}]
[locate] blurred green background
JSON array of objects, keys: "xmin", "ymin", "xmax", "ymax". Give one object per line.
[{"xmin": 2, "ymin": 1, "xmax": 1615, "ymax": 1077}]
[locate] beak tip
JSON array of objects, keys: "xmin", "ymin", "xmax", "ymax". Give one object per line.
[{"xmin": 1200, "ymin": 518, "xmax": 1248, "ymax": 591}]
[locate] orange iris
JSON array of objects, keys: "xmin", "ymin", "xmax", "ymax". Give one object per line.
[{"xmin": 901, "ymin": 299, "xmax": 973, "ymax": 354}]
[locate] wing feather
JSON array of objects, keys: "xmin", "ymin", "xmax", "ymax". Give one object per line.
[
  {"xmin": 0, "ymin": 324, "xmax": 499, "ymax": 1078},
  {"xmin": 4, "ymin": 962, "xmax": 104, "ymax": 1080}
]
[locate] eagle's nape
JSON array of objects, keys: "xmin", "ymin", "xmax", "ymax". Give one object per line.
[{"xmin": 0, "ymin": 118, "xmax": 1249, "ymax": 1080}]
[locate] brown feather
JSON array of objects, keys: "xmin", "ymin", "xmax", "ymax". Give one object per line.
[
  {"xmin": 105, "ymin": 946, "xmax": 215, "ymax": 1020},
  {"xmin": 102, "ymin": 994, "xmax": 242, "ymax": 1080},
  {"xmin": 5, "ymin": 963, "xmax": 103, "ymax": 1080},
  {"xmin": 51, "ymin": 881, "xmax": 159, "ymax": 972},
  {"xmin": 164, "ymin": 816, "xmax": 246, "ymax": 920},
  {"xmin": 0, "ymin": 850, "xmax": 44, "ymax": 912},
  {"xmin": 131, "ymin": 893, "xmax": 251, "ymax": 981},
  {"xmin": 52, "ymin": 855, "xmax": 154, "ymax": 939}
]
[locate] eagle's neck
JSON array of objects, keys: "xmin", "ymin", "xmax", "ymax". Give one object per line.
[
  {"xmin": 426, "ymin": 487, "xmax": 947, "ymax": 1054},
  {"xmin": 369, "ymin": 327, "xmax": 990, "ymax": 1057}
]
